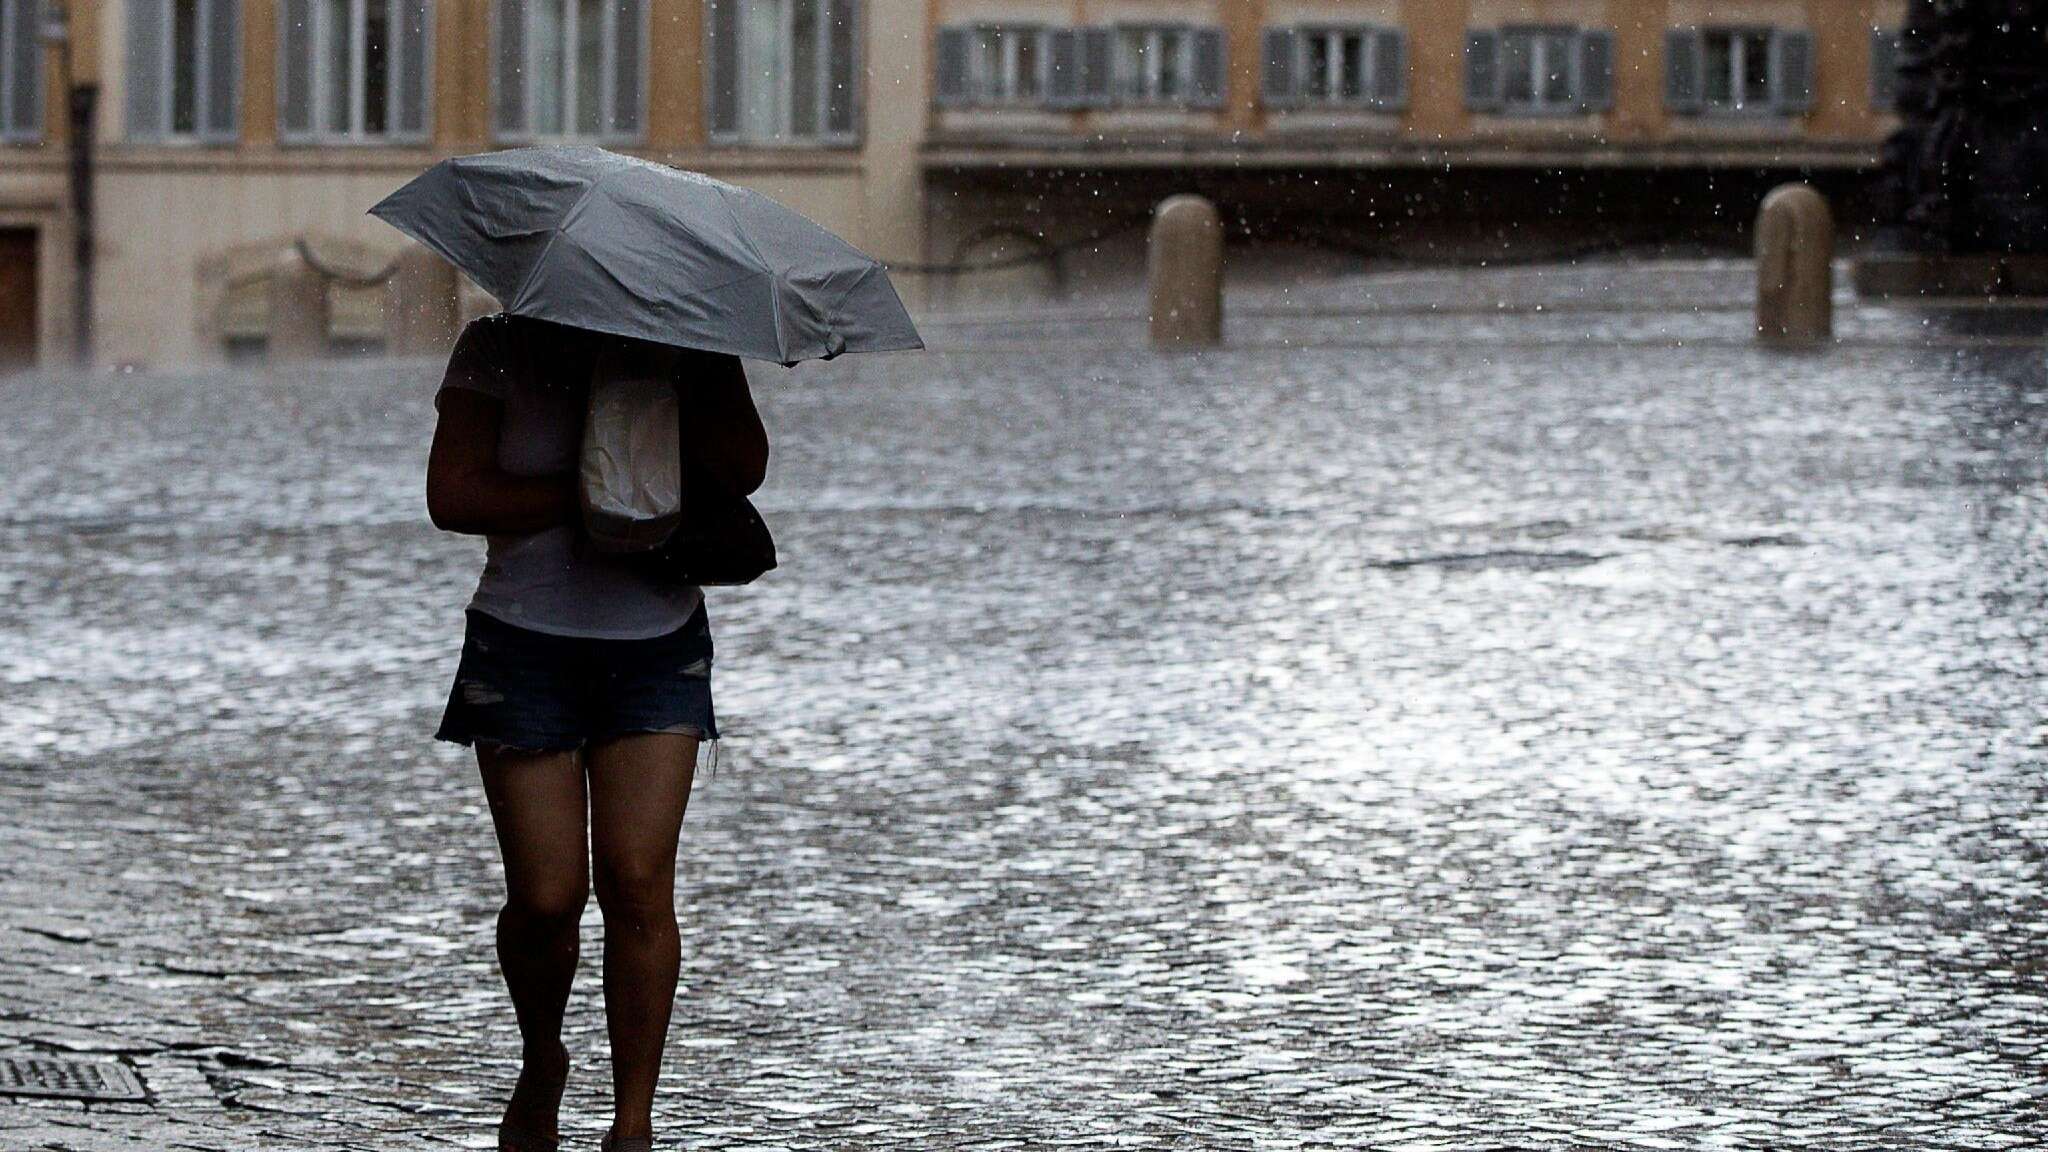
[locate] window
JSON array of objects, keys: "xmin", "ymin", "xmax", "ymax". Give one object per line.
[
  {"xmin": 1871, "ymin": 27, "xmax": 1901, "ymax": 110},
  {"xmin": 1702, "ymin": 29, "xmax": 1770, "ymax": 109},
  {"xmin": 128, "ymin": 0, "xmax": 241, "ymax": 141},
  {"xmin": 1, "ymin": 0, "xmax": 41, "ymax": 142},
  {"xmin": 1114, "ymin": 25, "xmax": 1189, "ymax": 104},
  {"xmin": 1112, "ymin": 25, "xmax": 1224, "ymax": 108},
  {"xmin": 936, "ymin": 26, "xmax": 1130, "ymax": 110},
  {"xmin": 278, "ymin": 0, "xmax": 431, "ymax": 141},
  {"xmin": 1465, "ymin": 26, "xmax": 1613, "ymax": 115},
  {"xmin": 1263, "ymin": 25, "xmax": 1405, "ymax": 111},
  {"xmin": 706, "ymin": 0, "xmax": 860, "ymax": 145},
  {"xmin": 967, "ymin": 25, "xmax": 1044, "ymax": 105},
  {"xmin": 1666, "ymin": 26, "xmax": 1812, "ymax": 116},
  {"xmin": 494, "ymin": 0, "xmax": 644, "ymax": 139}
]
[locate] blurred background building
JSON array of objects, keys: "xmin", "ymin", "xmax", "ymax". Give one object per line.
[{"xmin": 0, "ymin": 0, "xmax": 1905, "ymax": 367}]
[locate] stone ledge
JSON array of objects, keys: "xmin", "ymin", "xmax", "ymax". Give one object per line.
[{"xmin": 1854, "ymin": 253, "xmax": 2048, "ymax": 299}]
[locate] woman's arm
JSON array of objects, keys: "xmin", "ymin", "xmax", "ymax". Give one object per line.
[
  {"xmin": 425, "ymin": 389, "xmax": 577, "ymax": 536},
  {"xmin": 691, "ymin": 356, "xmax": 770, "ymax": 496}
]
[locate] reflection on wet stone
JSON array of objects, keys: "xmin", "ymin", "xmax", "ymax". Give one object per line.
[{"xmin": 0, "ymin": 267, "xmax": 2044, "ymax": 1148}]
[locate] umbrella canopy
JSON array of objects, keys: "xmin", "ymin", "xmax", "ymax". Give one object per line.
[{"xmin": 369, "ymin": 146, "xmax": 923, "ymax": 365}]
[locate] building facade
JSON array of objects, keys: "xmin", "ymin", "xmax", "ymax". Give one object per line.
[{"xmin": 0, "ymin": 0, "xmax": 1904, "ymax": 366}]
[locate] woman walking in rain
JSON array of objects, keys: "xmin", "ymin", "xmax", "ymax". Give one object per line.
[
  {"xmin": 376, "ymin": 145, "xmax": 920, "ymax": 1151},
  {"xmin": 427, "ymin": 314, "xmax": 766, "ymax": 1152}
]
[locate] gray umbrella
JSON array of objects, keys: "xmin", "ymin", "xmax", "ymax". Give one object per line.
[{"xmin": 369, "ymin": 145, "xmax": 923, "ymax": 365}]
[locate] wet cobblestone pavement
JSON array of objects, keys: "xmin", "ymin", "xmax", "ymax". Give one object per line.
[{"xmin": 1, "ymin": 263, "xmax": 2044, "ymax": 1148}]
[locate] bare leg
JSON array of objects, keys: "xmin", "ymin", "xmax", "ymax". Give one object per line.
[
  {"xmin": 479, "ymin": 746, "xmax": 589, "ymax": 1143},
  {"xmin": 586, "ymin": 733, "xmax": 698, "ymax": 1142}
]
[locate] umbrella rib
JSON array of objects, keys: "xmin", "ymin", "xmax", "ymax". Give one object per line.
[
  {"xmin": 705, "ymin": 184, "xmax": 796, "ymax": 358},
  {"xmin": 822, "ymin": 261, "xmax": 879, "ymax": 328},
  {"xmin": 504, "ymin": 172, "xmax": 607, "ymax": 314}
]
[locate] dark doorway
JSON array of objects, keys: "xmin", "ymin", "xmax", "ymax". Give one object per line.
[{"xmin": 0, "ymin": 229, "xmax": 38, "ymax": 368}]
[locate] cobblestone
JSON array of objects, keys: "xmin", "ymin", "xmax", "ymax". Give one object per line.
[{"xmin": 0, "ymin": 264, "xmax": 2043, "ymax": 1148}]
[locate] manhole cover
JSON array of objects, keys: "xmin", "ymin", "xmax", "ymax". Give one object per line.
[{"xmin": 0, "ymin": 1055, "xmax": 148, "ymax": 1102}]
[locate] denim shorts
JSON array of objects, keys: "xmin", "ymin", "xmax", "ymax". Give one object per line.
[{"xmin": 434, "ymin": 605, "xmax": 718, "ymax": 753}]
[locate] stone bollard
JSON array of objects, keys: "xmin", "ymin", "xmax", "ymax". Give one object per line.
[
  {"xmin": 268, "ymin": 246, "xmax": 330, "ymax": 361},
  {"xmin": 1149, "ymin": 195, "xmax": 1224, "ymax": 349},
  {"xmin": 1755, "ymin": 184, "xmax": 1834, "ymax": 346},
  {"xmin": 384, "ymin": 243, "xmax": 460, "ymax": 356}
]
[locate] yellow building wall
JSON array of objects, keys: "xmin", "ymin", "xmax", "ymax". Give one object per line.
[{"xmin": 2, "ymin": 0, "xmax": 1910, "ymax": 363}]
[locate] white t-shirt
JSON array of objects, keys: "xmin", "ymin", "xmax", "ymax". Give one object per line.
[{"xmin": 436, "ymin": 314, "xmax": 703, "ymax": 640}]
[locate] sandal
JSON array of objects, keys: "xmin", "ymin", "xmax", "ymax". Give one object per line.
[{"xmin": 601, "ymin": 1129, "xmax": 654, "ymax": 1152}]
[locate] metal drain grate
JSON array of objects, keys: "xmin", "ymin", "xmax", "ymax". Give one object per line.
[{"xmin": 0, "ymin": 1055, "xmax": 148, "ymax": 1102}]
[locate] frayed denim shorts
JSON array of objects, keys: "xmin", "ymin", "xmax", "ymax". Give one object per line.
[{"xmin": 434, "ymin": 605, "xmax": 718, "ymax": 753}]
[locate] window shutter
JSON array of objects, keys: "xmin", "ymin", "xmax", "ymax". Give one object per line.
[
  {"xmin": 705, "ymin": 0, "xmax": 737, "ymax": 138},
  {"xmin": 1261, "ymin": 27, "xmax": 1297, "ymax": 109},
  {"xmin": 1047, "ymin": 27, "xmax": 1080, "ymax": 107},
  {"xmin": 493, "ymin": 0, "xmax": 524, "ymax": 134},
  {"xmin": 127, "ymin": 0, "xmax": 169, "ymax": 138},
  {"xmin": 612, "ymin": 0, "xmax": 643, "ymax": 133},
  {"xmin": 5, "ymin": 0, "xmax": 40, "ymax": 139},
  {"xmin": 1078, "ymin": 26, "xmax": 1111, "ymax": 107},
  {"xmin": 933, "ymin": 26, "xmax": 968, "ymax": 106},
  {"xmin": 279, "ymin": 0, "xmax": 314, "ymax": 137},
  {"xmin": 1371, "ymin": 28, "xmax": 1406, "ymax": 111},
  {"xmin": 1665, "ymin": 28, "xmax": 1702, "ymax": 113},
  {"xmin": 1578, "ymin": 28, "xmax": 1614, "ymax": 112},
  {"xmin": 1466, "ymin": 29, "xmax": 1500, "ymax": 112},
  {"xmin": 825, "ymin": 0, "xmax": 857, "ymax": 137},
  {"xmin": 1870, "ymin": 28, "xmax": 1899, "ymax": 111},
  {"xmin": 1191, "ymin": 27, "xmax": 1224, "ymax": 109},
  {"xmin": 1774, "ymin": 29, "xmax": 1814, "ymax": 115},
  {"xmin": 394, "ymin": 0, "xmax": 428, "ymax": 138},
  {"xmin": 203, "ymin": 0, "xmax": 241, "ymax": 139}
]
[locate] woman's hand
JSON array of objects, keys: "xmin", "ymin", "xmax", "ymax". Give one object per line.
[{"xmin": 426, "ymin": 389, "xmax": 579, "ymax": 536}]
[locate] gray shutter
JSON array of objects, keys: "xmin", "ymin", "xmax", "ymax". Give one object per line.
[
  {"xmin": 824, "ymin": 0, "xmax": 856, "ymax": 137},
  {"xmin": 933, "ymin": 26, "xmax": 967, "ymax": 106},
  {"xmin": 612, "ymin": 0, "xmax": 642, "ymax": 133},
  {"xmin": 1191, "ymin": 27, "xmax": 1224, "ymax": 109},
  {"xmin": 494, "ymin": 0, "xmax": 524, "ymax": 134},
  {"xmin": 1665, "ymin": 28, "xmax": 1702, "ymax": 113},
  {"xmin": 1578, "ymin": 28, "xmax": 1614, "ymax": 112},
  {"xmin": 1078, "ymin": 26, "xmax": 1111, "ymax": 107},
  {"xmin": 705, "ymin": 0, "xmax": 738, "ymax": 138},
  {"xmin": 1046, "ymin": 27, "xmax": 1079, "ymax": 107},
  {"xmin": 128, "ymin": 0, "xmax": 169, "ymax": 139},
  {"xmin": 279, "ymin": 0, "xmax": 313, "ymax": 137},
  {"xmin": 1371, "ymin": 28, "xmax": 1406, "ymax": 110},
  {"xmin": 1774, "ymin": 29, "xmax": 1814, "ymax": 115},
  {"xmin": 203, "ymin": 0, "xmax": 241, "ymax": 139},
  {"xmin": 1466, "ymin": 29, "xmax": 1500, "ymax": 111},
  {"xmin": 1261, "ymin": 27, "xmax": 1297, "ymax": 109},
  {"xmin": 1870, "ymin": 28, "xmax": 1899, "ymax": 111},
  {"xmin": 394, "ymin": 0, "xmax": 428, "ymax": 138},
  {"xmin": 5, "ymin": 0, "xmax": 41, "ymax": 139}
]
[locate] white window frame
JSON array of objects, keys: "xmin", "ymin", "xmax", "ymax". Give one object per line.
[
  {"xmin": 495, "ymin": 0, "xmax": 647, "ymax": 142},
  {"xmin": 1498, "ymin": 25, "xmax": 1579, "ymax": 114},
  {"xmin": 967, "ymin": 23, "xmax": 1045, "ymax": 106},
  {"xmin": 1700, "ymin": 26, "xmax": 1774, "ymax": 114},
  {"xmin": 708, "ymin": 0, "xmax": 861, "ymax": 148},
  {"xmin": 1113, "ymin": 24, "xmax": 1193, "ymax": 106},
  {"xmin": 0, "ymin": 0, "xmax": 42, "ymax": 143},
  {"xmin": 132, "ymin": 0, "xmax": 242, "ymax": 142},
  {"xmin": 279, "ymin": 0, "xmax": 433, "ymax": 143},
  {"xmin": 1295, "ymin": 25, "xmax": 1382, "ymax": 108}
]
